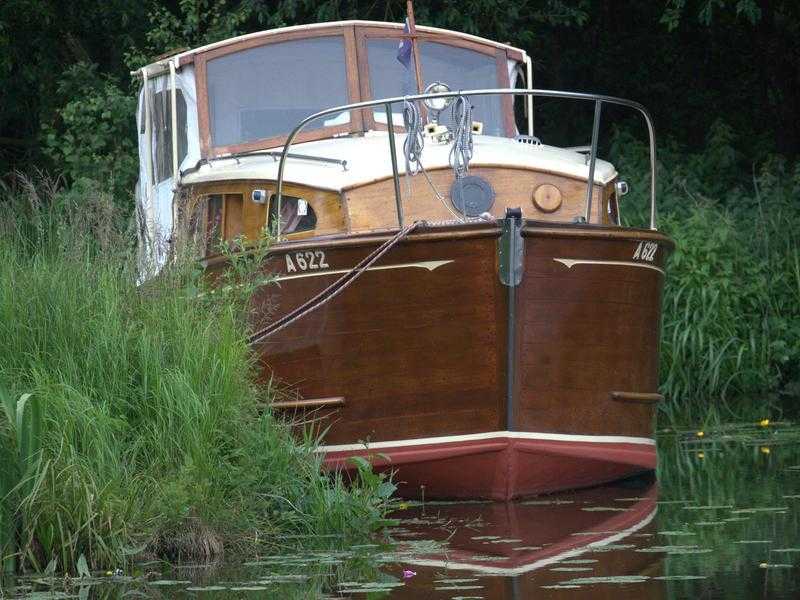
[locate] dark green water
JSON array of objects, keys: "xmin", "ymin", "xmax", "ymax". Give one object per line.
[{"xmin": 4, "ymin": 422, "xmax": 800, "ymax": 599}]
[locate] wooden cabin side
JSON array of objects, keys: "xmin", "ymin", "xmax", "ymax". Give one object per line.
[{"xmin": 187, "ymin": 171, "xmax": 622, "ymax": 256}]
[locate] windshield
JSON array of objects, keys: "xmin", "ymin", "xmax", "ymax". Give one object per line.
[
  {"xmin": 206, "ymin": 36, "xmax": 350, "ymax": 148},
  {"xmin": 367, "ymin": 39, "xmax": 504, "ymax": 136}
]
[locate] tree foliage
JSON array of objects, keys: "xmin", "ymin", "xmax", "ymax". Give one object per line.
[{"xmin": 1, "ymin": 0, "xmax": 798, "ymax": 201}]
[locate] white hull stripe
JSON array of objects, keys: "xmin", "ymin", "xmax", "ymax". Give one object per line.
[
  {"xmin": 554, "ymin": 257, "xmax": 665, "ymax": 275},
  {"xmin": 276, "ymin": 260, "xmax": 453, "ymax": 283},
  {"xmin": 316, "ymin": 430, "xmax": 655, "ymax": 453},
  {"xmin": 404, "ymin": 508, "xmax": 657, "ymax": 576}
]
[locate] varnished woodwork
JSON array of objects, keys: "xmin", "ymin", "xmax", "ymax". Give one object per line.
[
  {"xmin": 223, "ymin": 193, "xmax": 244, "ymax": 239},
  {"xmin": 203, "ymin": 222, "xmax": 672, "ymax": 446},
  {"xmin": 345, "ymin": 166, "xmax": 607, "ymax": 230},
  {"xmin": 611, "ymin": 391, "xmax": 664, "ymax": 404},
  {"xmin": 513, "ymin": 234, "xmax": 667, "ymax": 437},
  {"xmin": 189, "ymin": 181, "xmax": 345, "ymax": 251},
  {"xmin": 533, "ymin": 183, "xmax": 562, "ymax": 212},
  {"xmin": 272, "ymin": 396, "xmax": 345, "ymax": 409}
]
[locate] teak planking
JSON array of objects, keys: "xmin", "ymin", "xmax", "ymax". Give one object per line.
[
  {"xmin": 188, "ymin": 167, "xmax": 614, "ymax": 251},
  {"xmin": 205, "ymin": 223, "xmax": 672, "ymax": 446},
  {"xmin": 345, "ymin": 167, "xmax": 608, "ymax": 230}
]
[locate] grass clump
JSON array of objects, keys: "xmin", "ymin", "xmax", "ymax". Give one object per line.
[{"xmin": 0, "ymin": 174, "xmax": 394, "ymax": 574}]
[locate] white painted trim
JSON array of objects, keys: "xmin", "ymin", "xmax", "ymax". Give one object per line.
[
  {"xmin": 317, "ymin": 430, "xmax": 656, "ymax": 454},
  {"xmin": 275, "ymin": 259, "xmax": 453, "ymax": 283},
  {"xmin": 138, "ymin": 20, "xmax": 524, "ymax": 74},
  {"xmin": 525, "ymin": 53, "xmax": 534, "ymax": 136},
  {"xmin": 404, "ymin": 507, "xmax": 657, "ymax": 576},
  {"xmin": 554, "ymin": 258, "xmax": 665, "ymax": 275}
]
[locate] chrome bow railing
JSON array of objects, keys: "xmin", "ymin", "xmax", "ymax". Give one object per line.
[{"xmin": 274, "ymin": 88, "xmax": 658, "ymax": 235}]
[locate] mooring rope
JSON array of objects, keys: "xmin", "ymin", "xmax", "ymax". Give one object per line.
[
  {"xmin": 402, "ymin": 99, "xmax": 425, "ymax": 175},
  {"xmin": 449, "ymin": 95, "xmax": 473, "ymax": 179},
  {"xmin": 247, "ymin": 221, "xmax": 421, "ymax": 345}
]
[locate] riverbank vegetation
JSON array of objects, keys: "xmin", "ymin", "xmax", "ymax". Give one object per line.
[
  {"xmin": 610, "ymin": 130, "xmax": 800, "ymax": 425},
  {"xmin": 2, "ymin": 0, "xmax": 799, "ymax": 577},
  {"xmin": 0, "ymin": 177, "xmax": 395, "ymax": 574}
]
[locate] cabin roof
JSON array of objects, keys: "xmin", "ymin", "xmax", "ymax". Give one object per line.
[
  {"xmin": 180, "ymin": 133, "xmax": 617, "ymax": 191},
  {"xmin": 137, "ymin": 20, "xmax": 527, "ymax": 75}
]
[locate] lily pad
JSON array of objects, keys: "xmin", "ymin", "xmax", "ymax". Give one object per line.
[
  {"xmin": 185, "ymin": 586, "xmax": 228, "ymax": 591},
  {"xmin": 562, "ymin": 575, "xmax": 649, "ymax": 585}
]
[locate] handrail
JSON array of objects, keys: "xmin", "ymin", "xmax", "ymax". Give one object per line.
[{"xmin": 274, "ymin": 88, "xmax": 658, "ymax": 235}]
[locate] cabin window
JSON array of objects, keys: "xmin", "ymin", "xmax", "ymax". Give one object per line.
[
  {"xmin": 365, "ymin": 39, "xmax": 504, "ymax": 136},
  {"xmin": 366, "ymin": 39, "xmax": 413, "ymax": 125},
  {"xmin": 151, "ymin": 89, "xmax": 188, "ymax": 183},
  {"xmin": 206, "ymin": 36, "xmax": 350, "ymax": 148},
  {"xmin": 419, "ymin": 42, "xmax": 504, "ymax": 136},
  {"xmin": 267, "ymin": 196, "xmax": 317, "ymax": 235}
]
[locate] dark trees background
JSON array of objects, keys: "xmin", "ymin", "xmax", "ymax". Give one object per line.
[{"xmin": 0, "ymin": 0, "xmax": 798, "ymax": 192}]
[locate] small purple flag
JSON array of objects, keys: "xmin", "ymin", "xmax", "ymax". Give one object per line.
[{"xmin": 397, "ymin": 18, "xmax": 413, "ymax": 68}]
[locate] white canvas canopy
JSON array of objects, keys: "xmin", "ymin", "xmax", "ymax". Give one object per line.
[{"xmin": 135, "ymin": 61, "xmax": 200, "ymax": 280}]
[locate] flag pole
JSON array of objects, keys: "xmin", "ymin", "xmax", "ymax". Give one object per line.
[{"xmin": 406, "ymin": 0, "xmax": 425, "ymax": 96}]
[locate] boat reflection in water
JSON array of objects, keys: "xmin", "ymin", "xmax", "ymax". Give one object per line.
[{"xmin": 391, "ymin": 478, "xmax": 662, "ymax": 598}]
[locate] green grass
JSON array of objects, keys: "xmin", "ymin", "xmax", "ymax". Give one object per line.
[
  {"xmin": 610, "ymin": 130, "xmax": 800, "ymax": 426},
  {"xmin": 0, "ymin": 175, "xmax": 395, "ymax": 574}
]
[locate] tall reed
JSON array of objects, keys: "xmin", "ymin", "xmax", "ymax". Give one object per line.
[{"xmin": 0, "ymin": 174, "xmax": 394, "ymax": 573}]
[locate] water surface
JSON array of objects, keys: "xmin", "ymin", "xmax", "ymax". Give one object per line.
[{"xmin": 5, "ymin": 421, "xmax": 800, "ymax": 599}]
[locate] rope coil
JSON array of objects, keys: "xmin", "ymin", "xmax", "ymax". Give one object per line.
[
  {"xmin": 449, "ymin": 95, "xmax": 473, "ymax": 179},
  {"xmin": 402, "ymin": 99, "xmax": 425, "ymax": 175}
]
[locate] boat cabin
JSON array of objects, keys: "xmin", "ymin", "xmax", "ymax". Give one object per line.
[{"xmin": 134, "ymin": 21, "xmax": 627, "ymax": 272}]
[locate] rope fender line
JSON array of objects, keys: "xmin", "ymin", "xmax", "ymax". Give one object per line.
[{"xmin": 248, "ymin": 221, "xmax": 422, "ymax": 346}]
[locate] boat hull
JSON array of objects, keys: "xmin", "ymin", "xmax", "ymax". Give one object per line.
[
  {"xmin": 322, "ymin": 431, "xmax": 655, "ymax": 501},
  {"xmin": 208, "ymin": 220, "xmax": 672, "ymax": 499}
]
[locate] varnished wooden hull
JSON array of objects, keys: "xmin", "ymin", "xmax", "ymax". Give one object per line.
[{"xmin": 209, "ymin": 221, "xmax": 672, "ymax": 499}]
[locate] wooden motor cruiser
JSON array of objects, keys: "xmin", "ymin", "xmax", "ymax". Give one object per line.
[{"xmin": 134, "ymin": 15, "xmax": 673, "ymax": 500}]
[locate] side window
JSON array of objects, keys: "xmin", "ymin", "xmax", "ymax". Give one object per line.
[
  {"xmin": 267, "ymin": 196, "xmax": 317, "ymax": 235},
  {"xmin": 152, "ymin": 88, "xmax": 188, "ymax": 183}
]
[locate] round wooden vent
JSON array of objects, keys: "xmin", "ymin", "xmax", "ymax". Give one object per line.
[{"xmin": 532, "ymin": 184, "xmax": 562, "ymax": 213}]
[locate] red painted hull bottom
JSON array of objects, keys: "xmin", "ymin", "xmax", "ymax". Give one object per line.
[{"xmin": 322, "ymin": 434, "xmax": 656, "ymax": 501}]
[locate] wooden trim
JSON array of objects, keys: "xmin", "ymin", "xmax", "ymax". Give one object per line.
[
  {"xmin": 272, "ymin": 396, "xmax": 346, "ymax": 409},
  {"xmin": 610, "ymin": 391, "xmax": 664, "ymax": 404},
  {"xmin": 200, "ymin": 27, "xmax": 347, "ymax": 62},
  {"xmin": 209, "ymin": 127, "xmax": 351, "ymax": 158},
  {"xmin": 195, "ymin": 58, "xmax": 210, "ymax": 157},
  {"xmin": 343, "ymin": 25, "xmax": 364, "ymax": 134},
  {"xmin": 202, "ymin": 220, "xmax": 673, "ymax": 269},
  {"xmin": 505, "ymin": 47, "xmax": 524, "ymax": 62},
  {"xmin": 169, "ymin": 22, "xmax": 523, "ymax": 66}
]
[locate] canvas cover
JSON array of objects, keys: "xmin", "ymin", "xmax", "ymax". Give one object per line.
[{"xmin": 135, "ymin": 64, "xmax": 200, "ymax": 281}]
